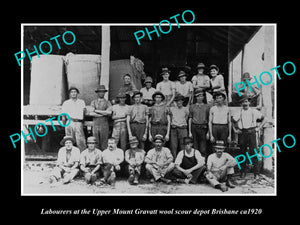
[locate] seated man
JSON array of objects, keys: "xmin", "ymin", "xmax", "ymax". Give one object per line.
[
  {"xmin": 49, "ymin": 136, "xmax": 81, "ymax": 184},
  {"xmin": 125, "ymin": 136, "xmax": 146, "ymax": 185},
  {"xmin": 80, "ymin": 136, "xmax": 102, "ymax": 184},
  {"xmin": 171, "ymin": 137, "xmax": 206, "ymax": 184},
  {"xmin": 100, "ymin": 138, "xmax": 124, "ymax": 186},
  {"xmin": 205, "ymin": 140, "xmax": 237, "ymax": 192},
  {"xmin": 145, "ymin": 134, "xmax": 174, "ymax": 184}
]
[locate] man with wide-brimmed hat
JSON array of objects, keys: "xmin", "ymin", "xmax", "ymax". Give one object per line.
[
  {"xmin": 156, "ymin": 67, "xmax": 176, "ymax": 106},
  {"xmin": 140, "ymin": 76, "xmax": 156, "ymax": 107},
  {"xmin": 49, "ymin": 136, "xmax": 81, "ymax": 184},
  {"xmin": 126, "ymin": 91, "xmax": 149, "ymax": 150},
  {"xmin": 145, "ymin": 134, "xmax": 174, "ymax": 184},
  {"xmin": 209, "ymin": 64, "xmax": 227, "ymax": 101},
  {"xmin": 188, "ymin": 89, "xmax": 211, "ymax": 157},
  {"xmin": 90, "ymin": 85, "xmax": 112, "ymax": 150},
  {"xmin": 148, "ymin": 91, "xmax": 171, "ymax": 143},
  {"xmin": 232, "ymin": 94, "xmax": 266, "ymax": 178},
  {"xmin": 205, "ymin": 140, "xmax": 237, "ymax": 192},
  {"xmin": 169, "ymin": 94, "xmax": 189, "ymax": 159},
  {"xmin": 171, "ymin": 137, "xmax": 206, "ymax": 184},
  {"xmin": 175, "ymin": 70, "xmax": 193, "ymax": 106},
  {"xmin": 79, "ymin": 136, "xmax": 102, "ymax": 184},
  {"xmin": 107, "ymin": 92, "xmax": 130, "ymax": 151},
  {"xmin": 208, "ymin": 91, "xmax": 232, "ymax": 145},
  {"xmin": 125, "ymin": 136, "xmax": 146, "ymax": 185},
  {"xmin": 61, "ymin": 86, "xmax": 86, "ymax": 151},
  {"xmin": 192, "ymin": 62, "xmax": 210, "ymax": 91}
]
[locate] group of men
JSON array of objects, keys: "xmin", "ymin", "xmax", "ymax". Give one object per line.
[{"xmin": 50, "ymin": 63, "xmax": 266, "ymax": 192}]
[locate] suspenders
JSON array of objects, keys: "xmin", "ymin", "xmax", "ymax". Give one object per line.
[{"xmin": 240, "ymin": 108, "xmax": 255, "ymax": 129}]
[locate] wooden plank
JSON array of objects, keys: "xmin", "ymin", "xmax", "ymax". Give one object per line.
[{"xmin": 100, "ymin": 25, "xmax": 110, "ymax": 100}]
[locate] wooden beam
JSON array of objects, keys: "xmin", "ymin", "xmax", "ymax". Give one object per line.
[{"xmin": 100, "ymin": 25, "xmax": 110, "ymax": 100}]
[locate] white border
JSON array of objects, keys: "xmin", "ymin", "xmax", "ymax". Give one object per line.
[{"xmin": 21, "ymin": 23, "xmax": 277, "ymax": 196}]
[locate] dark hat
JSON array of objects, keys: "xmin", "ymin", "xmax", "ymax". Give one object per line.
[
  {"xmin": 213, "ymin": 91, "xmax": 226, "ymax": 100},
  {"xmin": 60, "ymin": 136, "xmax": 75, "ymax": 146},
  {"xmin": 152, "ymin": 91, "xmax": 165, "ymax": 101},
  {"xmin": 160, "ymin": 67, "xmax": 171, "ymax": 75},
  {"xmin": 174, "ymin": 94, "xmax": 185, "ymax": 102},
  {"xmin": 194, "ymin": 88, "xmax": 205, "ymax": 96},
  {"xmin": 183, "ymin": 137, "xmax": 193, "ymax": 145},
  {"xmin": 153, "ymin": 134, "xmax": 165, "ymax": 142},
  {"xmin": 196, "ymin": 62, "xmax": 205, "ymax": 69},
  {"xmin": 242, "ymin": 72, "xmax": 252, "ymax": 80},
  {"xmin": 132, "ymin": 91, "xmax": 143, "ymax": 98},
  {"xmin": 95, "ymin": 85, "xmax": 108, "ymax": 93},
  {"xmin": 210, "ymin": 64, "xmax": 219, "ymax": 72},
  {"xmin": 87, "ymin": 136, "xmax": 97, "ymax": 143},
  {"xmin": 177, "ymin": 70, "xmax": 187, "ymax": 78},
  {"xmin": 144, "ymin": 76, "xmax": 153, "ymax": 84},
  {"xmin": 116, "ymin": 92, "xmax": 127, "ymax": 98},
  {"xmin": 239, "ymin": 94, "xmax": 252, "ymax": 103},
  {"xmin": 213, "ymin": 140, "xmax": 226, "ymax": 149},
  {"xmin": 68, "ymin": 86, "xmax": 80, "ymax": 94},
  {"xmin": 129, "ymin": 136, "xmax": 139, "ymax": 144}
]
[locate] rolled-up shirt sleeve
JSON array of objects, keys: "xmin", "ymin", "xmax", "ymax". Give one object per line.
[{"xmin": 174, "ymin": 151, "xmax": 184, "ymax": 166}]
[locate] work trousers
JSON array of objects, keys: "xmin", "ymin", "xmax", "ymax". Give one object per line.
[
  {"xmin": 205, "ymin": 167, "xmax": 234, "ymax": 187},
  {"xmin": 238, "ymin": 128, "xmax": 260, "ymax": 174},
  {"xmin": 101, "ymin": 163, "xmax": 118, "ymax": 185},
  {"xmin": 171, "ymin": 165, "xmax": 206, "ymax": 184},
  {"xmin": 51, "ymin": 166, "xmax": 79, "ymax": 183},
  {"xmin": 212, "ymin": 124, "xmax": 229, "ymax": 145},
  {"xmin": 93, "ymin": 117, "xmax": 109, "ymax": 150},
  {"xmin": 65, "ymin": 121, "xmax": 86, "ymax": 152},
  {"xmin": 170, "ymin": 127, "xmax": 188, "ymax": 159},
  {"xmin": 150, "ymin": 123, "xmax": 168, "ymax": 138},
  {"xmin": 191, "ymin": 124, "xmax": 208, "ymax": 157},
  {"xmin": 112, "ymin": 121, "xmax": 128, "ymax": 151},
  {"xmin": 130, "ymin": 122, "xmax": 146, "ymax": 149},
  {"xmin": 145, "ymin": 163, "xmax": 175, "ymax": 181},
  {"xmin": 81, "ymin": 165, "xmax": 100, "ymax": 184}
]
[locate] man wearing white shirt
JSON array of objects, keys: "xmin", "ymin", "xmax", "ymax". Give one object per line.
[
  {"xmin": 232, "ymin": 95, "xmax": 266, "ymax": 178},
  {"xmin": 61, "ymin": 87, "xmax": 86, "ymax": 151}
]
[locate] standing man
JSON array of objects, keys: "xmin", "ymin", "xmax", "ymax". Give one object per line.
[
  {"xmin": 49, "ymin": 136, "xmax": 80, "ymax": 184},
  {"xmin": 188, "ymin": 90, "xmax": 211, "ymax": 157},
  {"xmin": 175, "ymin": 70, "xmax": 193, "ymax": 106},
  {"xmin": 90, "ymin": 85, "xmax": 111, "ymax": 150},
  {"xmin": 191, "ymin": 63, "xmax": 211, "ymax": 102},
  {"xmin": 140, "ymin": 76, "xmax": 156, "ymax": 107},
  {"xmin": 171, "ymin": 137, "xmax": 206, "ymax": 184},
  {"xmin": 169, "ymin": 94, "xmax": 189, "ymax": 159},
  {"xmin": 80, "ymin": 136, "xmax": 102, "ymax": 184},
  {"xmin": 61, "ymin": 87, "xmax": 86, "ymax": 151},
  {"xmin": 232, "ymin": 95, "xmax": 266, "ymax": 178},
  {"xmin": 100, "ymin": 137, "xmax": 124, "ymax": 186},
  {"xmin": 205, "ymin": 140, "xmax": 237, "ymax": 192},
  {"xmin": 156, "ymin": 67, "xmax": 176, "ymax": 106},
  {"xmin": 126, "ymin": 91, "xmax": 149, "ymax": 150},
  {"xmin": 148, "ymin": 91, "xmax": 171, "ymax": 143},
  {"xmin": 145, "ymin": 134, "xmax": 174, "ymax": 184},
  {"xmin": 108, "ymin": 92, "xmax": 130, "ymax": 151},
  {"xmin": 118, "ymin": 73, "xmax": 138, "ymax": 105},
  {"xmin": 209, "ymin": 92, "xmax": 231, "ymax": 145}
]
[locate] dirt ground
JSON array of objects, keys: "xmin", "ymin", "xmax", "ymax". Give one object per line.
[{"xmin": 23, "ymin": 161, "xmax": 275, "ymax": 195}]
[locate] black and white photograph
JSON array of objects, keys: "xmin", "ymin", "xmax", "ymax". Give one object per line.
[{"xmin": 20, "ymin": 24, "xmax": 276, "ymax": 195}]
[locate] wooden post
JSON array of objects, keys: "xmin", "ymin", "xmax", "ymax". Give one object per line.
[
  {"xmin": 262, "ymin": 26, "xmax": 275, "ymax": 173},
  {"xmin": 100, "ymin": 25, "xmax": 110, "ymax": 100}
]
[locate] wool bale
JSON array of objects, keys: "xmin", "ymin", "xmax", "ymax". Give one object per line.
[
  {"xmin": 65, "ymin": 53, "xmax": 101, "ymax": 105},
  {"xmin": 29, "ymin": 55, "xmax": 67, "ymax": 106}
]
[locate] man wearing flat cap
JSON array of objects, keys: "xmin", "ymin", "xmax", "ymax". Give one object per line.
[
  {"xmin": 90, "ymin": 85, "xmax": 112, "ymax": 150},
  {"xmin": 175, "ymin": 70, "xmax": 193, "ymax": 106},
  {"xmin": 145, "ymin": 134, "xmax": 174, "ymax": 184},
  {"xmin": 126, "ymin": 91, "xmax": 149, "ymax": 150},
  {"xmin": 49, "ymin": 136, "xmax": 81, "ymax": 184},
  {"xmin": 125, "ymin": 136, "xmax": 146, "ymax": 185},
  {"xmin": 61, "ymin": 86, "xmax": 86, "ymax": 151},
  {"xmin": 80, "ymin": 136, "xmax": 102, "ymax": 184}
]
